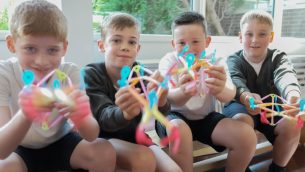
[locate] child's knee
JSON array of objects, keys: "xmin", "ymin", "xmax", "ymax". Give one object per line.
[
  {"xmin": 88, "ymin": 139, "xmax": 116, "ymax": 166},
  {"xmin": 170, "ymin": 119, "xmax": 192, "ymax": 139},
  {"xmin": 0, "ymin": 156, "xmax": 26, "ymax": 172},
  {"xmin": 234, "ymin": 113, "xmax": 254, "ymax": 127},
  {"xmin": 276, "ymin": 120, "xmax": 301, "ymax": 140},
  {"xmin": 131, "ymin": 145, "xmax": 156, "ymax": 170},
  {"xmin": 241, "ymin": 123, "xmax": 256, "ymax": 139},
  {"xmin": 0, "ymin": 160, "xmax": 10, "ymax": 172},
  {"xmin": 232, "ymin": 122, "xmax": 257, "ymax": 150}
]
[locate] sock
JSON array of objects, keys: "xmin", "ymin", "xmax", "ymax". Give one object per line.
[{"xmin": 268, "ymin": 162, "xmax": 286, "ymax": 172}]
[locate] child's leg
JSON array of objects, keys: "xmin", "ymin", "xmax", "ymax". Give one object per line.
[
  {"xmin": 232, "ymin": 113, "xmax": 254, "ymax": 128},
  {"xmin": 272, "ymin": 118, "xmax": 300, "ymax": 167},
  {"xmin": 149, "ymin": 145, "xmax": 182, "ymax": 172},
  {"xmin": 211, "ymin": 118, "xmax": 257, "ymax": 172},
  {"xmin": 223, "ymin": 101, "xmax": 255, "ymax": 128},
  {"xmin": 0, "ymin": 153, "xmax": 27, "ymax": 172},
  {"xmin": 109, "ymin": 138, "xmax": 156, "ymax": 172},
  {"xmin": 167, "ymin": 119, "xmax": 193, "ymax": 172},
  {"xmin": 70, "ymin": 138, "xmax": 116, "ymax": 172},
  {"xmin": 155, "ymin": 114, "xmax": 193, "ymax": 172}
]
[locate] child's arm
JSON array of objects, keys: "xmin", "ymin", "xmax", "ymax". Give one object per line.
[
  {"xmin": 281, "ymin": 90, "xmax": 301, "ymax": 116},
  {"xmin": 0, "ymin": 85, "xmax": 49, "ymax": 159},
  {"xmin": 167, "ymin": 72, "xmax": 198, "ymax": 106},
  {"xmin": 273, "ymin": 52, "xmax": 301, "ymax": 115},
  {"xmin": 273, "ymin": 52, "xmax": 301, "ymax": 100},
  {"xmin": 85, "ymin": 66, "xmax": 139, "ymax": 132},
  {"xmin": 226, "ymin": 54, "xmax": 265, "ymax": 114},
  {"xmin": 115, "ymin": 87, "xmax": 142, "ymax": 120},
  {"xmin": 205, "ymin": 65, "xmax": 236, "ymax": 102},
  {"xmin": 226, "ymin": 54, "xmax": 252, "ymax": 103},
  {"xmin": 286, "ymin": 90, "xmax": 300, "ymax": 104},
  {"xmin": 66, "ymin": 90, "xmax": 99, "ymax": 142},
  {"xmin": 0, "ymin": 108, "xmax": 31, "ymax": 159},
  {"xmin": 239, "ymin": 91, "xmax": 263, "ymax": 115}
]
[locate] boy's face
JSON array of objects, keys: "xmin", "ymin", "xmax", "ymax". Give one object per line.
[
  {"xmin": 239, "ymin": 19, "xmax": 274, "ymax": 62},
  {"xmin": 99, "ymin": 26, "xmax": 140, "ymax": 69},
  {"xmin": 6, "ymin": 34, "xmax": 67, "ymax": 82},
  {"xmin": 172, "ymin": 24, "xmax": 211, "ymax": 59}
]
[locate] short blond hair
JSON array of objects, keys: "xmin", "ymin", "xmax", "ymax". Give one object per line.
[
  {"xmin": 100, "ymin": 12, "xmax": 141, "ymax": 40},
  {"xmin": 9, "ymin": 0, "xmax": 67, "ymax": 41},
  {"xmin": 240, "ymin": 10, "xmax": 273, "ymax": 31}
]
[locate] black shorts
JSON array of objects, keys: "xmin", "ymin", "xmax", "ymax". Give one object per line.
[
  {"xmin": 155, "ymin": 111, "xmax": 227, "ymax": 152},
  {"xmin": 15, "ymin": 132, "xmax": 83, "ymax": 172},
  {"xmin": 223, "ymin": 101, "xmax": 281, "ymax": 144}
]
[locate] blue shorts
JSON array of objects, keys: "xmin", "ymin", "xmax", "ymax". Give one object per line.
[
  {"xmin": 155, "ymin": 111, "xmax": 227, "ymax": 152},
  {"xmin": 223, "ymin": 101, "xmax": 282, "ymax": 144},
  {"xmin": 15, "ymin": 132, "xmax": 85, "ymax": 172}
]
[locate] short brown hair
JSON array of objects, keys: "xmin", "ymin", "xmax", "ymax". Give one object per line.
[
  {"xmin": 172, "ymin": 11, "xmax": 208, "ymax": 36},
  {"xmin": 240, "ymin": 10, "xmax": 273, "ymax": 31},
  {"xmin": 9, "ymin": 0, "xmax": 67, "ymax": 41},
  {"xmin": 100, "ymin": 12, "xmax": 141, "ymax": 40}
]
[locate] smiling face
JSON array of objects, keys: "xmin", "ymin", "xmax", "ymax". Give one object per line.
[
  {"xmin": 99, "ymin": 26, "xmax": 140, "ymax": 70},
  {"xmin": 6, "ymin": 34, "xmax": 67, "ymax": 82},
  {"xmin": 172, "ymin": 24, "xmax": 211, "ymax": 59},
  {"xmin": 239, "ymin": 19, "xmax": 274, "ymax": 63}
]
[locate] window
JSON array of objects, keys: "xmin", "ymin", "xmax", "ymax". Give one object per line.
[
  {"xmin": 0, "ymin": 0, "xmax": 62, "ymax": 31},
  {"xmin": 0, "ymin": 1, "xmax": 10, "ymax": 30},
  {"xmin": 206, "ymin": 0, "xmax": 274, "ymax": 36},
  {"xmin": 282, "ymin": 0, "xmax": 305, "ymax": 38},
  {"xmin": 92, "ymin": 0, "xmax": 192, "ymax": 34}
]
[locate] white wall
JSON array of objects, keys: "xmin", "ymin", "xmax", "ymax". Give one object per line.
[{"xmin": 61, "ymin": 0, "xmax": 94, "ymax": 67}]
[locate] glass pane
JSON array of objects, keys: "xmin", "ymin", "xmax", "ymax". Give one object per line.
[
  {"xmin": 282, "ymin": 0, "xmax": 305, "ymax": 38},
  {"xmin": 206, "ymin": 0, "xmax": 274, "ymax": 36},
  {"xmin": 92, "ymin": 0, "xmax": 192, "ymax": 34},
  {"xmin": 0, "ymin": 0, "xmax": 61, "ymax": 31},
  {"xmin": 0, "ymin": 1, "xmax": 11, "ymax": 30}
]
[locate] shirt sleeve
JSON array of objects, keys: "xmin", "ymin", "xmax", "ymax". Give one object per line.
[
  {"xmin": 226, "ymin": 53, "xmax": 250, "ymax": 102},
  {"xmin": 0, "ymin": 72, "xmax": 10, "ymax": 107},
  {"xmin": 272, "ymin": 51, "xmax": 301, "ymax": 99},
  {"xmin": 84, "ymin": 65, "xmax": 131, "ymax": 132},
  {"xmin": 217, "ymin": 57, "xmax": 234, "ymax": 85},
  {"xmin": 62, "ymin": 62, "xmax": 80, "ymax": 86},
  {"xmin": 158, "ymin": 52, "xmax": 180, "ymax": 89},
  {"xmin": 0, "ymin": 62, "xmax": 12, "ymax": 107}
]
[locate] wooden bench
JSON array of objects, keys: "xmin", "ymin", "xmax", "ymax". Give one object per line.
[{"xmin": 147, "ymin": 129, "xmax": 273, "ymax": 171}]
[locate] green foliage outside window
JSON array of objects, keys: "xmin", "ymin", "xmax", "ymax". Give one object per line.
[
  {"xmin": 92, "ymin": 0, "xmax": 191, "ymax": 34},
  {"xmin": 0, "ymin": 8, "xmax": 9, "ymax": 30}
]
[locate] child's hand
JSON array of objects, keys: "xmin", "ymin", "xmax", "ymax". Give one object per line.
[
  {"xmin": 59, "ymin": 89, "xmax": 91, "ymax": 127},
  {"xmin": 204, "ymin": 66, "xmax": 226, "ymax": 96},
  {"xmin": 240, "ymin": 92, "xmax": 262, "ymax": 115},
  {"xmin": 284, "ymin": 91, "xmax": 300, "ymax": 116},
  {"xmin": 115, "ymin": 87, "xmax": 142, "ymax": 120},
  {"xmin": 147, "ymin": 70, "xmax": 168, "ymax": 107},
  {"xmin": 178, "ymin": 71, "xmax": 198, "ymax": 96},
  {"xmin": 19, "ymin": 86, "xmax": 54, "ymax": 121}
]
